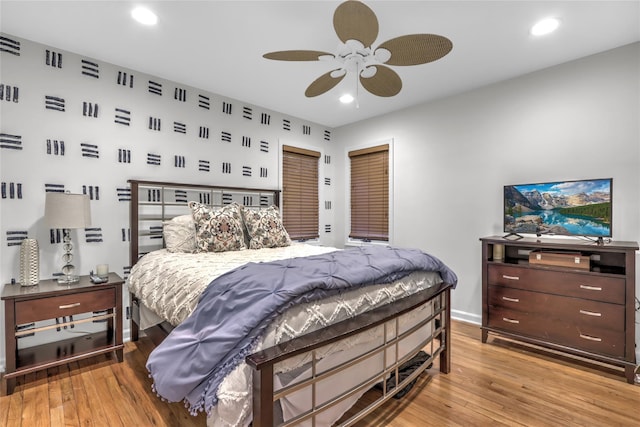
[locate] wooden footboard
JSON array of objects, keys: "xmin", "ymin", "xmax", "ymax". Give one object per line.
[{"xmin": 247, "ymin": 282, "xmax": 451, "ymax": 427}]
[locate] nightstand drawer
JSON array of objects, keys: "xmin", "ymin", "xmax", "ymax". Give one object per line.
[{"xmin": 15, "ymin": 288, "xmax": 116, "ymax": 324}]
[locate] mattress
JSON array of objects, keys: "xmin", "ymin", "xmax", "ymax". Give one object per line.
[{"xmin": 127, "ymin": 243, "xmax": 444, "ymax": 426}]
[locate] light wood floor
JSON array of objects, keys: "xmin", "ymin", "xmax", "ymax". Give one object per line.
[{"xmin": 1, "ymin": 321, "xmax": 638, "ymax": 426}]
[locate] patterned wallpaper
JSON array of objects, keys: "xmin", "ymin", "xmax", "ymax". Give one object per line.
[{"xmin": 0, "ymin": 33, "xmax": 336, "ymax": 286}]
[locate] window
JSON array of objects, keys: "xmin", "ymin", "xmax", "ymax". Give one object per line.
[
  {"xmin": 282, "ymin": 145, "xmax": 320, "ymax": 240},
  {"xmin": 349, "ymin": 144, "xmax": 389, "ymax": 241}
]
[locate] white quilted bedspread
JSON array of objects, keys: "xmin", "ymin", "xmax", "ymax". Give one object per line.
[
  {"xmin": 127, "ymin": 243, "xmax": 443, "ymax": 427},
  {"xmin": 128, "ymin": 243, "xmax": 338, "ymax": 326}
]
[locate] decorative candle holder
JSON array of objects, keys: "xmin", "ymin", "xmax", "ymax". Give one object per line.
[{"xmin": 96, "ymin": 264, "xmax": 109, "ymax": 278}]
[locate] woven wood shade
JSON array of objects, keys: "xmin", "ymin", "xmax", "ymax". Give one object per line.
[
  {"xmin": 349, "ymin": 144, "xmax": 389, "ymax": 241},
  {"xmin": 282, "ymin": 145, "xmax": 320, "ymax": 240}
]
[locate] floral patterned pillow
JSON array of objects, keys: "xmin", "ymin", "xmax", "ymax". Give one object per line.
[
  {"xmin": 188, "ymin": 201, "xmax": 247, "ymax": 252},
  {"xmin": 242, "ymin": 205, "xmax": 291, "ymax": 249}
]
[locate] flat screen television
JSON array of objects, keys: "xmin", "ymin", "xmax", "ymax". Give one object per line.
[{"xmin": 503, "ymin": 178, "xmax": 612, "ymax": 238}]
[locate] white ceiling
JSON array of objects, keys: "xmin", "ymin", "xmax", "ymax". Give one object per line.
[{"xmin": 1, "ymin": 1, "xmax": 639, "ymax": 128}]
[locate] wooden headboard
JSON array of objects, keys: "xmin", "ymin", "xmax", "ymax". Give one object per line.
[{"xmin": 128, "ymin": 180, "xmax": 281, "ymax": 268}]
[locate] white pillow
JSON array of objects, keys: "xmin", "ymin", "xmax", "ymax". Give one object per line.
[{"xmin": 163, "ymin": 214, "xmax": 197, "ymax": 253}]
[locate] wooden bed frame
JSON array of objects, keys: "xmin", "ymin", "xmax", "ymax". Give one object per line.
[{"xmin": 127, "ymin": 179, "xmax": 452, "ymax": 427}]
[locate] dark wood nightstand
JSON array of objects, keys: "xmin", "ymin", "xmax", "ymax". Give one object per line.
[{"xmin": 2, "ymin": 273, "xmax": 124, "ymax": 395}]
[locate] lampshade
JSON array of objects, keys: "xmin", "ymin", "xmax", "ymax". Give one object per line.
[{"xmin": 45, "ymin": 192, "xmax": 92, "ymax": 229}]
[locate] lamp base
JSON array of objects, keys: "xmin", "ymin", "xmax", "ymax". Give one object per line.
[{"xmin": 57, "ymin": 274, "xmax": 80, "ymax": 284}]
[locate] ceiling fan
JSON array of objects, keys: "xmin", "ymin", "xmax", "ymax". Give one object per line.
[{"xmin": 263, "ymin": 0, "xmax": 453, "ymax": 99}]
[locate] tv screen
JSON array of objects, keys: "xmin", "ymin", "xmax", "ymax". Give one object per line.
[{"xmin": 504, "ymin": 178, "xmax": 612, "ymax": 237}]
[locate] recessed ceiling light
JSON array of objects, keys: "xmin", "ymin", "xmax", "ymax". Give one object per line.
[
  {"xmin": 131, "ymin": 6, "xmax": 158, "ymax": 26},
  {"xmin": 340, "ymin": 94, "xmax": 355, "ymax": 104},
  {"xmin": 531, "ymin": 18, "xmax": 560, "ymax": 36}
]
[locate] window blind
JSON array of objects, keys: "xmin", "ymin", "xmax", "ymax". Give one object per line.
[
  {"xmin": 349, "ymin": 144, "xmax": 389, "ymax": 241},
  {"xmin": 282, "ymin": 145, "xmax": 320, "ymax": 240}
]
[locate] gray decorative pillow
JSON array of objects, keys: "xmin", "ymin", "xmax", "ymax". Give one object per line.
[
  {"xmin": 242, "ymin": 205, "xmax": 291, "ymax": 249},
  {"xmin": 188, "ymin": 201, "xmax": 247, "ymax": 252},
  {"xmin": 163, "ymin": 214, "xmax": 197, "ymax": 253}
]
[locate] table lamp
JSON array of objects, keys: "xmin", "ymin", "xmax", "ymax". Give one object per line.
[{"xmin": 45, "ymin": 192, "xmax": 91, "ymax": 284}]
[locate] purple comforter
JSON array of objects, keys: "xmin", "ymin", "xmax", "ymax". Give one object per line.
[{"xmin": 146, "ymin": 245, "xmax": 457, "ymax": 415}]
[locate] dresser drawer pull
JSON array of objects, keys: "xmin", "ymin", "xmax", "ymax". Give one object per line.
[
  {"xmin": 579, "ymin": 284, "xmax": 601, "ymax": 291},
  {"xmin": 58, "ymin": 302, "xmax": 81, "ymax": 309},
  {"xmin": 579, "ymin": 333, "xmax": 602, "ymax": 342},
  {"xmin": 502, "ymin": 296, "xmax": 520, "ymax": 303},
  {"xmin": 502, "ymin": 317, "xmax": 520, "ymax": 324},
  {"xmin": 579, "ymin": 309, "xmax": 602, "ymax": 317},
  {"xmin": 502, "ymin": 275, "xmax": 519, "ymax": 281}
]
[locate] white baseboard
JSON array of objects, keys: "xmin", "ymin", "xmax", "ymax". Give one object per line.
[{"xmin": 451, "ymin": 309, "xmax": 481, "ymax": 325}]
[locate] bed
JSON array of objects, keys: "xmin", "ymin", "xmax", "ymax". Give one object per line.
[{"xmin": 127, "ymin": 180, "xmax": 457, "ymax": 427}]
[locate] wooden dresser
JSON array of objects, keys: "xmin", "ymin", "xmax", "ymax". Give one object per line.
[{"xmin": 480, "ymin": 235, "xmax": 638, "ymax": 383}]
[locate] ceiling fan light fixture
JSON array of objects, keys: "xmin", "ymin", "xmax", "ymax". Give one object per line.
[
  {"xmin": 131, "ymin": 6, "xmax": 158, "ymax": 26},
  {"xmin": 345, "ymin": 39, "xmax": 365, "ymax": 50},
  {"xmin": 374, "ymin": 48, "xmax": 391, "ymax": 63},
  {"xmin": 340, "ymin": 94, "xmax": 355, "ymax": 104},
  {"xmin": 360, "ymin": 66, "xmax": 377, "ymax": 79},
  {"xmin": 263, "ymin": 0, "xmax": 452, "ymax": 99},
  {"xmin": 531, "ymin": 18, "xmax": 560, "ymax": 36}
]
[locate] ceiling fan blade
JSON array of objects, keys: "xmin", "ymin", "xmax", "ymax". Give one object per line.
[
  {"xmin": 359, "ymin": 65, "xmax": 402, "ymax": 97},
  {"xmin": 377, "ymin": 34, "xmax": 453, "ymax": 66},
  {"xmin": 333, "ymin": 0, "xmax": 378, "ymax": 47},
  {"xmin": 305, "ymin": 70, "xmax": 346, "ymax": 97},
  {"xmin": 263, "ymin": 50, "xmax": 334, "ymax": 61}
]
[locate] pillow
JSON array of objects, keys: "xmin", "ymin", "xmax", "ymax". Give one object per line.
[
  {"xmin": 188, "ymin": 201, "xmax": 247, "ymax": 252},
  {"xmin": 163, "ymin": 214, "xmax": 197, "ymax": 253},
  {"xmin": 242, "ymin": 205, "xmax": 291, "ymax": 249}
]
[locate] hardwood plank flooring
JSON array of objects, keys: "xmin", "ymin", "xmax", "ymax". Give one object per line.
[{"xmin": 1, "ymin": 321, "xmax": 638, "ymax": 426}]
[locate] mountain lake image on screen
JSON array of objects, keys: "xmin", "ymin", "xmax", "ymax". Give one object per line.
[{"xmin": 503, "ymin": 178, "xmax": 612, "ymax": 237}]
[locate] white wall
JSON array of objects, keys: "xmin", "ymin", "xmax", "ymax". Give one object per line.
[
  {"xmin": 333, "ymin": 43, "xmax": 640, "ymax": 358},
  {"xmin": 0, "ymin": 34, "xmax": 338, "ymax": 371}
]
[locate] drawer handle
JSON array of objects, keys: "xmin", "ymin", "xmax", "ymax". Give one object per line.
[
  {"xmin": 502, "ymin": 317, "xmax": 520, "ymax": 324},
  {"xmin": 502, "ymin": 296, "xmax": 520, "ymax": 303},
  {"xmin": 579, "ymin": 309, "xmax": 602, "ymax": 317},
  {"xmin": 579, "ymin": 333, "xmax": 602, "ymax": 342},
  {"xmin": 579, "ymin": 284, "xmax": 601, "ymax": 291},
  {"xmin": 502, "ymin": 275, "xmax": 519, "ymax": 281},
  {"xmin": 59, "ymin": 302, "xmax": 81, "ymax": 309}
]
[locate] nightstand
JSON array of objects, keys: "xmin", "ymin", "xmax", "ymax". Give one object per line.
[{"xmin": 2, "ymin": 273, "xmax": 124, "ymax": 395}]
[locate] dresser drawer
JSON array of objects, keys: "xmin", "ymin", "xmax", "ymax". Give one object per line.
[
  {"xmin": 15, "ymin": 288, "xmax": 116, "ymax": 324},
  {"xmin": 489, "ymin": 286, "xmax": 624, "ymax": 331},
  {"xmin": 487, "ymin": 306, "xmax": 625, "ymax": 357},
  {"xmin": 487, "ymin": 264, "xmax": 624, "ymax": 304}
]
